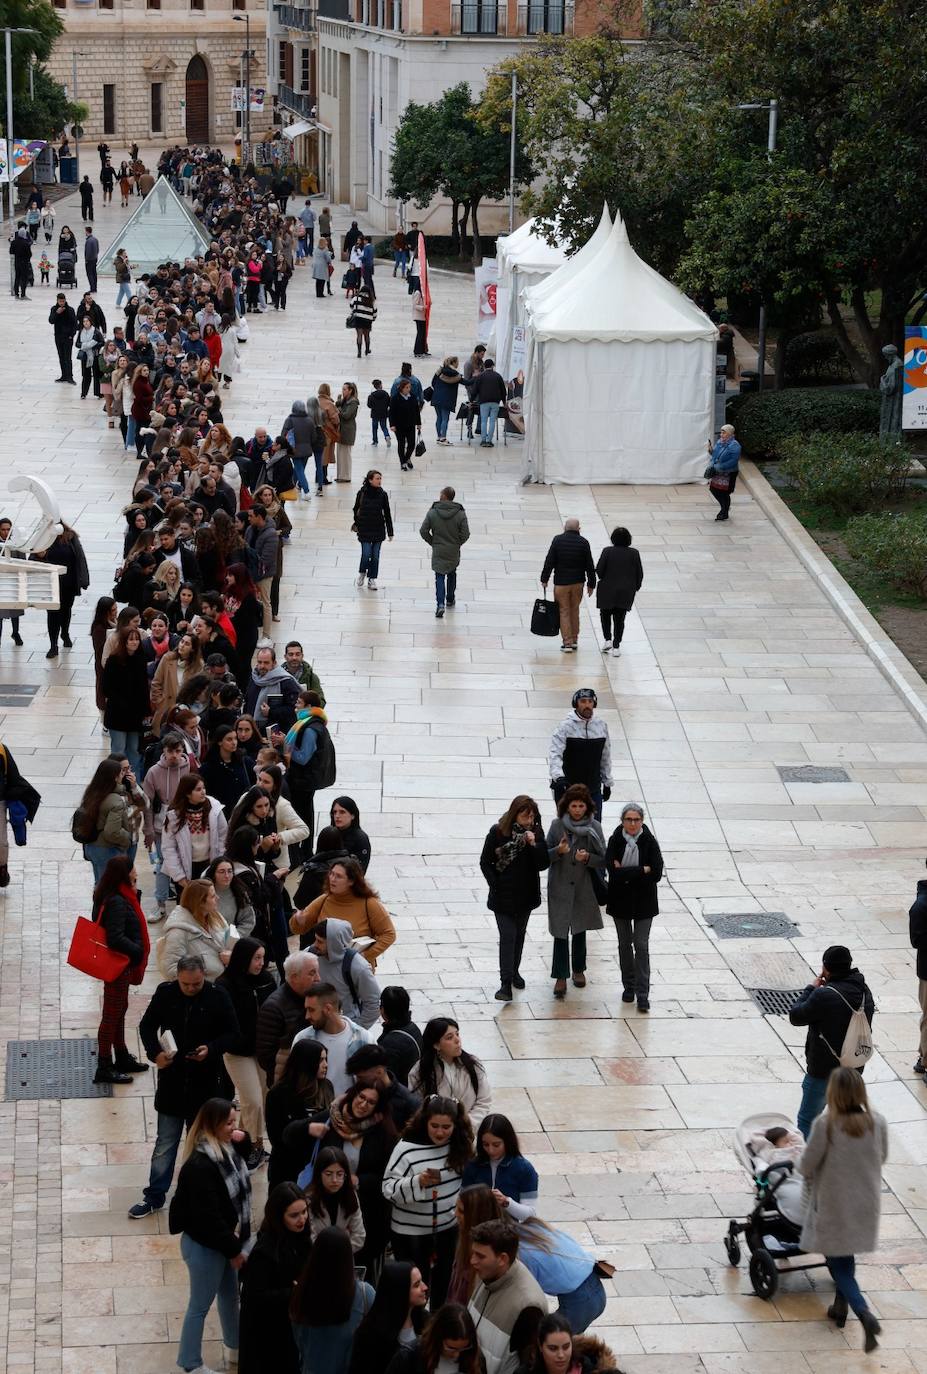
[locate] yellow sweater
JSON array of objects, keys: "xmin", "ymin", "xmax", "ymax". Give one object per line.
[{"xmin": 290, "ymin": 890, "xmax": 395, "ymax": 967}]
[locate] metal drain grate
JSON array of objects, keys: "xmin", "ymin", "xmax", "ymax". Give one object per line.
[
  {"xmin": 777, "ymin": 765, "xmax": 851, "ymax": 784},
  {"xmin": 5, "ymin": 1038, "xmax": 112, "ymax": 1100},
  {"xmin": 707, "ymin": 912, "xmax": 799, "ymax": 940},
  {"xmin": 748, "ymin": 988, "xmax": 805, "ymax": 1016},
  {"xmin": 0, "ymin": 683, "xmax": 39, "ymax": 708}
]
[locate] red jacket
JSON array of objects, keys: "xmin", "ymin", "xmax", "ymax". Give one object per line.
[
  {"xmin": 130, "ymin": 376, "xmax": 154, "ymax": 423},
  {"xmin": 205, "ymin": 332, "xmax": 222, "ymax": 371}
]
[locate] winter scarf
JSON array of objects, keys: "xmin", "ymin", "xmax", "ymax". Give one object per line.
[
  {"xmin": 328, "ymin": 1093, "xmax": 384, "ymax": 1144},
  {"xmin": 284, "ymin": 705, "xmax": 327, "ymax": 752},
  {"xmin": 619, "ymin": 828, "xmax": 640, "ymax": 868},
  {"xmin": 494, "ymin": 822, "xmax": 532, "ymax": 874},
  {"xmin": 197, "ymin": 1136, "xmax": 253, "ymax": 1253}
]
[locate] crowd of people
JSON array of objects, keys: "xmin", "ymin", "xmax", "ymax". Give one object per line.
[{"xmin": 19, "ymin": 142, "xmax": 895, "ymax": 1372}]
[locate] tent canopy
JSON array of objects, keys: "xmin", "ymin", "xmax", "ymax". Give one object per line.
[
  {"xmin": 526, "ymin": 203, "xmax": 611, "ymax": 313},
  {"xmin": 98, "ymin": 176, "xmax": 211, "ymax": 275},
  {"xmin": 528, "ymin": 214, "xmax": 716, "ymax": 344},
  {"xmin": 496, "ymin": 216, "xmax": 567, "ymax": 275}
]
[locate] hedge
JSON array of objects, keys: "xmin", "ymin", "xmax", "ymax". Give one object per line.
[
  {"xmin": 373, "ymin": 234, "xmax": 497, "ymax": 260},
  {"xmin": 783, "ymin": 332, "xmax": 854, "ymax": 387},
  {"xmin": 844, "ymin": 512, "xmax": 927, "ymax": 599},
  {"xmin": 727, "ymin": 387, "xmax": 880, "ymax": 459},
  {"xmin": 779, "ymin": 433, "xmax": 911, "ymax": 516}
]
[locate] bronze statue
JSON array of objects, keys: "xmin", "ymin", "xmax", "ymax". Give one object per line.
[{"xmin": 879, "ymin": 344, "xmax": 903, "ymax": 437}]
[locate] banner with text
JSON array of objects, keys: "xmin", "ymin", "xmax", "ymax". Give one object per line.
[{"xmin": 903, "ymin": 325, "xmax": 927, "ymax": 430}]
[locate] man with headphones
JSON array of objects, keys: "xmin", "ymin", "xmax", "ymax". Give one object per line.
[{"xmin": 548, "ymin": 689, "xmax": 613, "ymax": 819}]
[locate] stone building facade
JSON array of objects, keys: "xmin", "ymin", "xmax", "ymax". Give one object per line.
[{"xmin": 45, "ymin": 0, "xmax": 270, "ymax": 148}]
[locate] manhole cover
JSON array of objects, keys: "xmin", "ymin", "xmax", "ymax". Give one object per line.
[
  {"xmin": 748, "ymin": 988, "xmax": 805, "ymax": 1016},
  {"xmin": 5, "ymin": 1038, "xmax": 112, "ymax": 1100},
  {"xmin": 707, "ymin": 912, "xmax": 799, "ymax": 940},
  {"xmin": 777, "ymin": 765, "xmax": 851, "ymax": 784}
]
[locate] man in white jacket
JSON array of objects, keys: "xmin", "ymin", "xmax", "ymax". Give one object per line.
[{"xmin": 547, "ymin": 688, "xmax": 612, "ymax": 820}]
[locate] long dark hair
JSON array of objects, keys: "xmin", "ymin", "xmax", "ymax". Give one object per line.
[
  {"xmin": 497, "ymin": 794, "xmax": 540, "ymax": 837},
  {"xmin": 351, "ymin": 1260, "xmax": 423, "ymax": 1358},
  {"xmin": 306, "ymin": 1146, "xmax": 360, "ymax": 1219},
  {"xmin": 228, "ymin": 786, "xmax": 272, "ymax": 838},
  {"xmin": 474, "ymin": 1113, "xmax": 522, "ymax": 1165},
  {"xmin": 289, "ymin": 1225, "xmax": 356, "ymax": 1327},
  {"xmin": 275, "ymin": 1038, "xmax": 334, "ymax": 1111},
  {"xmin": 92, "ymin": 854, "xmax": 135, "ymax": 915},
  {"xmin": 419, "ymin": 1304, "xmax": 482, "ymax": 1374},
  {"xmin": 402, "ymin": 1095, "xmax": 473, "ymax": 1174},
  {"xmin": 219, "ymin": 935, "xmax": 265, "ymax": 984},
  {"xmin": 522, "ymin": 1314, "xmax": 575, "ymax": 1374},
  {"xmin": 224, "ymin": 824, "xmax": 261, "ymax": 869},
  {"xmin": 203, "ymin": 856, "xmax": 252, "ymax": 914},
  {"xmin": 379, "ymin": 985, "xmax": 411, "ymax": 1029},
  {"xmin": 90, "ymin": 595, "xmax": 116, "ymax": 634},
  {"xmin": 170, "ymin": 773, "xmax": 212, "ymax": 826},
  {"xmin": 258, "ymin": 1181, "xmax": 307, "ymax": 1243},
  {"xmin": 417, "ymin": 1017, "xmax": 482, "ymax": 1101},
  {"xmin": 324, "ymin": 855, "xmax": 377, "ymax": 899},
  {"xmin": 80, "ymin": 758, "xmax": 125, "ymax": 827}
]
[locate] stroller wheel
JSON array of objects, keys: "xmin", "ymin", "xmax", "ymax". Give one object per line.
[
  {"xmin": 749, "ymin": 1248, "xmax": 778, "ymax": 1299},
  {"xmin": 724, "ymin": 1223, "xmax": 741, "ymax": 1267}
]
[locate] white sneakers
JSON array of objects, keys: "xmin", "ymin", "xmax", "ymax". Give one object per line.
[
  {"xmin": 356, "ymin": 574, "xmax": 365, "ymax": 587},
  {"xmin": 612, "ymin": 646, "xmax": 622, "ymax": 657},
  {"xmin": 601, "ymin": 640, "xmax": 612, "ymax": 652},
  {"xmin": 367, "ymin": 579, "xmax": 378, "ymax": 589}
]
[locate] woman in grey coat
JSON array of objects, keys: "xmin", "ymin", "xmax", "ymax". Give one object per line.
[
  {"xmin": 595, "ymin": 527, "xmax": 643, "ymax": 658},
  {"xmin": 281, "ymin": 399, "xmax": 317, "ymax": 502},
  {"xmin": 799, "ymin": 1067, "xmax": 888, "ymax": 1350},
  {"xmin": 545, "ymin": 783, "xmax": 606, "ymax": 998}
]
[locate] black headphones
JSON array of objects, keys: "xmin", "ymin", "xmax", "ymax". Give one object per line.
[{"xmin": 572, "ymin": 688, "xmax": 597, "ymax": 709}]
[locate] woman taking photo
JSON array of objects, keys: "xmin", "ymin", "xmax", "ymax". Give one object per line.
[
  {"xmin": 200, "ymin": 725, "xmax": 254, "ymax": 815},
  {"xmin": 161, "ymin": 775, "xmax": 229, "ymax": 891},
  {"xmin": 408, "ymin": 1018, "xmax": 492, "ymax": 1121},
  {"xmin": 78, "ymin": 756, "xmax": 146, "ymax": 885},
  {"xmin": 605, "ymin": 802, "xmax": 663, "ymax": 1013},
  {"xmin": 516, "ymin": 1314, "xmax": 617, "ymax": 1374},
  {"xmin": 91, "ymin": 856, "xmax": 150, "ymax": 1085},
  {"xmin": 381, "ymin": 1095, "xmax": 474, "ymax": 1308},
  {"xmin": 217, "ymin": 936, "xmax": 275, "ymax": 1170},
  {"xmin": 204, "ymin": 857, "xmax": 256, "ymax": 938},
  {"xmin": 384, "ymin": 1305, "xmax": 484, "ymax": 1374},
  {"xmin": 800, "ymin": 1068, "xmax": 888, "ymax": 1350},
  {"xmin": 265, "ymin": 1039, "xmax": 333, "ymax": 1188},
  {"xmin": 545, "ymin": 785, "xmax": 606, "ymax": 999},
  {"xmin": 101, "ymin": 626, "xmax": 150, "ymax": 777},
  {"xmin": 480, "ymin": 794, "xmax": 549, "ymax": 1002},
  {"xmin": 348, "ymin": 1261, "xmax": 429, "ymax": 1374},
  {"xmin": 594, "ymin": 526, "xmax": 643, "ymax": 658},
  {"xmin": 329, "ymin": 796, "xmax": 372, "ymax": 871},
  {"xmin": 169, "ymin": 1098, "xmax": 253, "ymax": 1374},
  {"xmin": 290, "ymin": 1226, "xmax": 375, "ymax": 1374},
  {"xmin": 161, "ymin": 877, "xmax": 238, "ymax": 980},
  {"xmin": 291, "ymin": 857, "xmax": 396, "ymax": 969},
  {"xmin": 352, "ymin": 469, "xmax": 393, "ymax": 591},
  {"xmin": 239, "ymin": 1183, "xmax": 311, "ymax": 1374}
]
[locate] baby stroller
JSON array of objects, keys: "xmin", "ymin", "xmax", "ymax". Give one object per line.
[
  {"xmin": 725, "ymin": 1112, "xmax": 826, "ymax": 1298},
  {"xmin": 57, "ymin": 250, "xmax": 77, "ymax": 289}
]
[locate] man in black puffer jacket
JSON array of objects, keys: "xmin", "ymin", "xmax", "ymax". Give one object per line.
[
  {"xmin": 909, "ymin": 867, "xmax": 927, "ymax": 1080},
  {"xmin": 540, "ymin": 518, "xmax": 596, "ymax": 652},
  {"xmin": 789, "ymin": 944, "xmax": 875, "ymax": 1139}
]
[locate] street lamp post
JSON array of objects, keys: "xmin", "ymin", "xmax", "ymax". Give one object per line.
[
  {"xmin": 735, "ymin": 98, "xmax": 778, "ymax": 392},
  {"xmin": 2, "ymin": 26, "xmax": 37, "ymax": 224},
  {"xmin": 233, "ymin": 14, "xmax": 251, "ymax": 164},
  {"xmin": 507, "ymin": 70, "xmax": 517, "ymax": 235}
]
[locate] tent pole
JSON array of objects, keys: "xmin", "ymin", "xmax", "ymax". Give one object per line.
[{"xmin": 508, "ymin": 71, "xmax": 517, "ymax": 235}]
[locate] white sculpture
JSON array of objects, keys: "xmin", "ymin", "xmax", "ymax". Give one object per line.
[{"xmin": 0, "ymin": 476, "xmax": 66, "ymax": 610}]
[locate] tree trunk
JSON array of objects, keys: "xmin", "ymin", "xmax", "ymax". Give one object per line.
[
  {"xmin": 449, "ymin": 199, "xmax": 460, "ymax": 256},
  {"xmin": 471, "ymin": 198, "xmax": 483, "ymax": 267},
  {"xmin": 824, "ymin": 289, "xmax": 872, "ymax": 386},
  {"xmin": 850, "ymin": 285, "xmax": 882, "ymax": 388},
  {"xmin": 773, "ymin": 325, "xmax": 797, "ymax": 390},
  {"xmin": 458, "ymin": 202, "xmax": 470, "ymax": 259}
]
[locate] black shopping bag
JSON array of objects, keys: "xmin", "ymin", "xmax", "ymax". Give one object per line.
[{"xmin": 531, "ymin": 596, "xmax": 560, "ymax": 637}]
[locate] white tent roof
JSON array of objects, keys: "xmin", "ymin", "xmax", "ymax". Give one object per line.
[
  {"xmin": 528, "ymin": 214, "xmax": 716, "ymax": 344},
  {"xmin": 526, "ymin": 204, "xmax": 612, "ymax": 312},
  {"xmin": 496, "ymin": 217, "xmax": 567, "ymax": 274}
]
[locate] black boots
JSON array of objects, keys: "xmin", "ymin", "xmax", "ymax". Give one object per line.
[
  {"xmin": 115, "ymin": 1050, "xmax": 149, "ymax": 1074},
  {"xmin": 827, "ymin": 1293, "xmax": 848, "ymax": 1328},
  {"xmin": 94, "ymin": 1057, "xmax": 132, "ymax": 1085},
  {"xmin": 859, "ymin": 1311, "xmax": 881, "ymax": 1352}
]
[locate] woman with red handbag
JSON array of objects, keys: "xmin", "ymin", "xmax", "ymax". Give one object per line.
[{"xmin": 92, "ymin": 855, "xmax": 151, "ymax": 1085}]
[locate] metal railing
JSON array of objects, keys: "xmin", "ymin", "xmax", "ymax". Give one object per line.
[
  {"xmin": 277, "ymin": 84, "xmax": 314, "ymax": 115},
  {"xmin": 450, "ymin": 0, "xmax": 506, "ymax": 33},
  {"xmin": 515, "ymin": 0, "xmax": 573, "ymax": 32},
  {"xmin": 274, "ymin": 3, "xmax": 316, "ymax": 31}
]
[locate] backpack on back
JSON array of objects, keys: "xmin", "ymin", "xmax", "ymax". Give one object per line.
[
  {"xmin": 303, "ymin": 720, "xmax": 337, "ymax": 791},
  {"xmin": 71, "ymin": 806, "xmax": 96, "ymax": 844},
  {"xmin": 819, "ymin": 986, "xmax": 874, "ymax": 1069}
]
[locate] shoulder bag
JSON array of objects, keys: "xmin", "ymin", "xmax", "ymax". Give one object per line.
[{"xmin": 67, "ymin": 905, "xmax": 130, "ymax": 983}]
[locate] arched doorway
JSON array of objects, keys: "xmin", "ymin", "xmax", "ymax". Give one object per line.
[{"xmin": 185, "ymin": 55, "xmax": 210, "ymax": 143}]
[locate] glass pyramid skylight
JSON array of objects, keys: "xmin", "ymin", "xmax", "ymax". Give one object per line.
[{"xmin": 99, "ymin": 176, "xmax": 212, "ymax": 275}]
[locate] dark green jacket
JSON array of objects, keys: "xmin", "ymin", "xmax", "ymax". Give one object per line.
[{"xmin": 419, "ymin": 500, "xmax": 470, "ymax": 573}]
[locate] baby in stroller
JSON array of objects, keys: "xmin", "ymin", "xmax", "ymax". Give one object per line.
[
  {"xmin": 738, "ymin": 1112, "xmax": 806, "ymax": 1227},
  {"xmin": 748, "ymin": 1124, "xmax": 804, "ymax": 1168}
]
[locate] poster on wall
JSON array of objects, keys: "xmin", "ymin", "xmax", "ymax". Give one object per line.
[
  {"xmin": 231, "ymin": 88, "xmax": 266, "ymax": 113},
  {"xmin": 510, "ymin": 324, "xmax": 527, "ymax": 377},
  {"xmin": 903, "ymin": 325, "xmax": 927, "ymax": 430},
  {"xmin": 474, "ymin": 259, "xmax": 497, "ymax": 344}
]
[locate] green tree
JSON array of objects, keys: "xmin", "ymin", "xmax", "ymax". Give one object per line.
[
  {"xmin": 13, "ymin": 66, "xmax": 81, "ymax": 141},
  {"xmin": 388, "ymin": 82, "xmax": 531, "ymax": 265},
  {"xmin": 0, "ymin": 0, "xmax": 64, "ymax": 103}
]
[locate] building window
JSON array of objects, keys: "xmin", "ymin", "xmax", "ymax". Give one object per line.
[
  {"xmin": 147, "ymin": 0, "xmax": 160, "ymax": 9},
  {"xmin": 461, "ymin": 0, "xmax": 497, "ymax": 32},
  {"xmin": 150, "ymin": 82, "xmax": 163, "ymax": 133},
  {"xmin": 53, "ymin": 0, "xmax": 65, "ymax": 7},
  {"xmin": 300, "ymin": 48, "xmax": 310, "ymax": 92},
  {"xmin": 527, "ymin": 0, "xmax": 564, "ymax": 31},
  {"xmin": 190, "ymin": 0, "xmax": 204, "ymax": 10},
  {"xmin": 99, "ymin": 0, "xmax": 114, "ymax": 10},
  {"xmin": 278, "ymin": 39, "xmax": 287, "ymax": 83},
  {"xmin": 232, "ymin": 0, "xmax": 246, "ymax": 8},
  {"xmin": 103, "ymin": 83, "xmax": 116, "ymax": 134}
]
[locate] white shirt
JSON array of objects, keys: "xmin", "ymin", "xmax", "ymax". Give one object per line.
[{"xmin": 307, "ymin": 1023, "xmax": 354, "ymax": 1095}]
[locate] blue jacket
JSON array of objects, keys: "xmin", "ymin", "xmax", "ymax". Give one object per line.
[
  {"xmin": 520, "ymin": 1227, "xmax": 595, "ymax": 1296},
  {"xmin": 461, "ymin": 1154, "xmax": 539, "ymax": 1207},
  {"xmin": 391, "ymin": 373, "xmax": 423, "ymax": 404},
  {"xmin": 711, "ymin": 436, "xmax": 741, "ymax": 472}
]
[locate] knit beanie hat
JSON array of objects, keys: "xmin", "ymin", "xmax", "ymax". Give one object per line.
[{"xmin": 822, "ymin": 945, "xmax": 853, "ymax": 976}]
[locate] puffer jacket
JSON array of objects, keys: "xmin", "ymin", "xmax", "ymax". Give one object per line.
[
  {"xmin": 159, "ymin": 905, "xmax": 237, "ymax": 980},
  {"xmin": 282, "ymin": 411, "xmax": 317, "ymax": 459},
  {"xmin": 352, "ymin": 482, "xmax": 394, "ymax": 543},
  {"xmin": 419, "ymin": 500, "xmax": 470, "ymax": 573}
]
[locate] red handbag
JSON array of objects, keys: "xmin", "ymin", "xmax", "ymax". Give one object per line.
[{"xmin": 67, "ymin": 910, "xmax": 130, "ymax": 983}]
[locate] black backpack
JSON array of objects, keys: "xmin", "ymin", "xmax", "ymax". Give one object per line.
[
  {"xmin": 302, "ymin": 719, "xmax": 337, "ymax": 791},
  {"xmin": 71, "ymin": 806, "xmax": 96, "ymax": 844}
]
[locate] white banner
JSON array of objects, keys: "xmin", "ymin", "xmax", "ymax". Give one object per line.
[{"xmin": 231, "ymin": 87, "xmax": 266, "ymax": 113}]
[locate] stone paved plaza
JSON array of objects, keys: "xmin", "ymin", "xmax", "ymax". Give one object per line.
[{"xmin": 1, "ymin": 179, "xmax": 927, "ymax": 1374}]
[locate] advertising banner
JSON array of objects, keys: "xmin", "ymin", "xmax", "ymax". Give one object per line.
[
  {"xmin": 474, "ymin": 259, "xmax": 497, "ymax": 344},
  {"xmin": 903, "ymin": 325, "xmax": 927, "ymax": 430},
  {"xmin": 0, "ymin": 139, "xmax": 46, "ymax": 184}
]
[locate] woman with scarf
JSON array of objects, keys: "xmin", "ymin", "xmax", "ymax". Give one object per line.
[
  {"xmin": 91, "ymin": 855, "xmax": 151, "ymax": 1085},
  {"xmin": 142, "ymin": 613, "xmax": 176, "ymax": 677},
  {"xmin": 217, "ymin": 937, "xmax": 276, "ymax": 1171},
  {"xmin": 239, "ymin": 1183, "xmax": 312, "ymax": 1374},
  {"xmin": 605, "ymin": 802, "xmax": 664, "ymax": 1013},
  {"xmin": 169, "ymin": 1098, "xmax": 254, "ymax": 1374},
  {"xmin": 76, "ymin": 314, "xmax": 104, "ymax": 399},
  {"xmin": 545, "ymin": 784, "xmax": 606, "ymax": 999},
  {"xmin": 161, "ymin": 776, "xmax": 229, "ymax": 891},
  {"xmin": 480, "ymin": 794, "xmax": 550, "ymax": 1003}
]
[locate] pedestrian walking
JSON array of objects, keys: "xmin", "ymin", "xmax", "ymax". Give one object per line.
[
  {"xmin": 392, "ymin": 230, "xmax": 408, "ymax": 278},
  {"xmin": 909, "ymin": 864, "xmax": 927, "ymax": 1081},
  {"xmin": 540, "ymin": 518, "xmax": 596, "ymax": 653},
  {"xmin": 430, "ymin": 358, "xmax": 462, "ymax": 446},
  {"xmin": 547, "ymin": 689, "xmax": 612, "ymax": 819},
  {"xmin": 419, "ymin": 487, "xmax": 470, "ymax": 618},
  {"xmin": 605, "ymin": 802, "xmax": 663, "ymax": 1012},
  {"xmin": 545, "ymin": 784, "xmax": 606, "ymax": 999},
  {"xmin": 313, "ymin": 236, "xmax": 334, "ymax": 299},
  {"xmin": 706, "ymin": 423, "xmax": 741, "ymax": 521},
  {"xmin": 479, "ymin": 794, "xmax": 549, "ymax": 1002},
  {"xmin": 368, "ymin": 380, "xmax": 391, "ymax": 447},
  {"xmin": 594, "ymin": 526, "xmax": 643, "ymax": 657},
  {"xmin": 281, "ymin": 399, "xmax": 317, "ymax": 502},
  {"xmin": 352, "ymin": 469, "xmax": 394, "ymax": 590},
  {"xmin": 37, "ymin": 522, "xmax": 90, "ymax": 657},
  {"xmin": 335, "ymin": 383, "xmax": 359, "ymax": 483},
  {"xmin": 79, "ymin": 175, "xmax": 94, "ymax": 222},
  {"xmin": 350, "ymin": 287, "xmax": 377, "ymax": 357},
  {"xmin": 49, "ymin": 294, "xmax": 77, "ymax": 382},
  {"xmin": 10, "ymin": 228, "xmax": 31, "ymax": 300},
  {"xmin": 389, "ymin": 380, "xmax": 421, "ymax": 471},
  {"xmin": 788, "ymin": 944, "xmax": 875, "ymax": 1139}
]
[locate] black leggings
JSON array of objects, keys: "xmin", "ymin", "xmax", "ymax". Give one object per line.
[
  {"xmin": 710, "ymin": 470, "xmax": 737, "ymax": 517},
  {"xmin": 246, "ymin": 280, "xmax": 260, "ymax": 311},
  {"xmin": 396, "ymin": 428, "xmax": 416, "ymax": 465},
  {"xmin": 599, "ymin": 608, "xmax": 628, "ymax": 644},
  {"xmin": 413, "ymin": 320, "xmax": 427, "ymax": 355},
  {"xmin": 315, "ymin": 278, "xmax": 326, "ymax": 298}
]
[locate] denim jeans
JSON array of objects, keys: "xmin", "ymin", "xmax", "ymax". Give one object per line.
[
  {"xmin": 84, "ymin": 841, "xmax": 134, "ymax": 886},
  {"xmin": 115, "ymin": 282, "xmax": 132, "ymax": 307},
  {"xmin": 826, "ymin": 1256, "xmax": 868, "ymax": 1318},
  {"xmin": 144, "ymin": 1111, "xmax": 185, "ymax": 1207},
  {"xmin": 109, "ymin": 729, "xmax": 142, "ymax": 777},
  {"xmin": 372, "ymin": 417, "xmax": 390, "ymax": 444},
  {"xmin": 177, "ymin": 1233, "xmax": 240, "ymax": 1371},
  {"xmin": 312, "ymin": 445, "xmax": 325, "ymax": 488},
  {"xmin": 435, "ymin": 570, "xmax": 457, "ymax": 608},
  {"xmin": 480, "ymin": 401, "xmax": 500, "ymax": 443},
  {"xmin": 359, "ymin": 541, "xmax": 382, "ymax": 579},
  {"xmin": 797, "ymin": 1072, "xmax": 829, "ymax": 1139},
  {"xmin": 125, "ymin": 416, "xmax": 137, "ymax": 451},
  {"xmin": 555, "ymin": 1270, "xmax": 607, "ymax": 1334},
  {"xmin": 435, "ymin": 406, "xmax": 451, "ymax": 439},
  {"xmin": 152, "ymin": 836, "xmax": 172, "ymax": 904},
  {"xmin": 292, "ymin": 457, "xmax": 310, "ymax": 493},
  {"xmin": 393, "ymin": 249, "xmax": 408, "ymax": 275}
]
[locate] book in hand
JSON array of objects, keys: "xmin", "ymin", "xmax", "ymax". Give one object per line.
[{"xmin": 158, "ymin": 1030, "xmax": 178, "ymax": 1056}]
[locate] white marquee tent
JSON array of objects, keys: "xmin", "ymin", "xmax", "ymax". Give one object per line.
[
  {"xmin": 493, "ymin": 217, "xmax": 567, "ymax": 378},
  {"xmin": 524, "ymin": 214, "xmax": 717, "ymax": 485}
]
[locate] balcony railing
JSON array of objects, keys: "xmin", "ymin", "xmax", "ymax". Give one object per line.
[
  {"xmin": 278, "ymin": 84, "xmax": 314, "ymax": 116},
  {"xmin": 274, "ymin": 3, "xmax": 316, "ymax": 31},
  {"xmin": 515, "ymin": 0, "xmax": 573, "ymax": 32},
  {"xmin": 450, "ymin": 0, "xmax": 507, "ymax": 34}
]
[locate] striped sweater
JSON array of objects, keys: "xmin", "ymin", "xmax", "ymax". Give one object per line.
[{"xmin": 381, "ymin": 1139, "xmax": 461, "ymax": 1235}]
